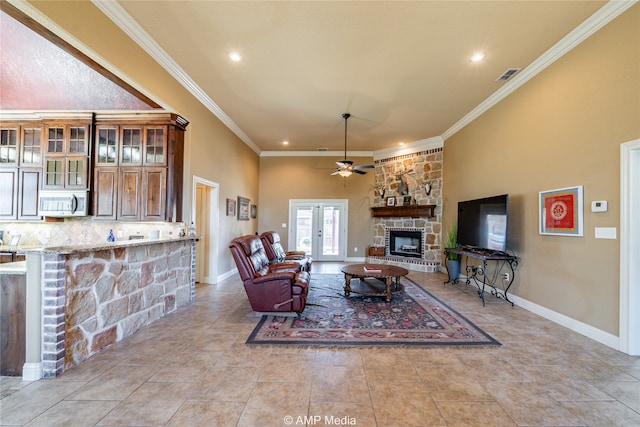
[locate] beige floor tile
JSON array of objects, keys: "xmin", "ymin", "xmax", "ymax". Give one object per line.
[
  {"xmin": 435, "ymin": 401, "xmax": 517, "ymax": 427},
  {"xmin": 237, "ymin": 382, "xmax": 311, "ymax": 427},
  {"xmin": 0, "ymin": 380, "xmax": 88, "ymax": 425},
  {"xmin": 23, "ymin": 400, "xmax": 119, "ymax": 427},
  {"xmin": 414, "ymin": 364, "xmax": 494, "ymax": 401},
  {"xmin": 96, "ymin": 398, "xmax": 184, "ymax": 426},
  {"xmin": 561, "ymin": 400, "xmax": 640, "ymax": 427},
  {"xmin": 307, "ymin": 402, "xmax": 377, "ymax": 426},
  {"xmin": 482, "ymin": 381, "xmax": 585, "ymax": 426},
  {"xmin": 68, "ymin": 365, "xmax": 159, "ymax": 401},
  {"xmin": 310, "ymin": 365, "xmax": 371, "ymax": 404},
  {"xmin": 166, "ymin": 400, "xmax": 245, "ymax": 427},
  {"xmin": 197, "ymin": 365, "xmax": 262, "ymax": 401},
  {"xmin": 369, "ymin": 382, "xmax": 446, "ymax": 426},
  {"xmin": 594, "ymin": 380, "xmax": 640, "ymax": 412}
]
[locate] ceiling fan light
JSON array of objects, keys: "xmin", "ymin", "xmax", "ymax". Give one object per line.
[{"xmin": 338, "ymin": 169, "xmax": 352, "ymax": 177}]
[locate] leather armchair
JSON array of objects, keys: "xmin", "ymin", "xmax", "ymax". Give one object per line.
[
  {"xmin": 229, "ymin": 235, "xmax": 309, "ymax": 313},
  {"xmin": 260, "ymin": 231, "xmax": 313, "ymax": 272}
]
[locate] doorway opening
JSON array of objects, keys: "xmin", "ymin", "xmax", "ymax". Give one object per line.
[{"xmin": 193, "ymin": 177, "xmax": 219, "ymax": 284}]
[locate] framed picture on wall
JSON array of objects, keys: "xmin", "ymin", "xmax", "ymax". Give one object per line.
[
  {"xmin": 250, "ymin": 205, "xmax": 257, "ymax": 218},
  {"xmin": 226, "ymin": 198, "xmax": 236, "ymax": 216},
  {"xmin": 237, "ymin": 196, "xmax": 250, "ymax": 220},
  {"xmin": 386, "ymin": 196, "xmax": 396, "ymax": 207},
  {"xmin": 539, "ymin": 185, "xmax": 583, "ymax": 236}
]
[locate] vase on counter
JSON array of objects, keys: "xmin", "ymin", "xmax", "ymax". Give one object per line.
[{"xmin": 107, "ymin": 229, "xmax": 115, "ymax": 242}]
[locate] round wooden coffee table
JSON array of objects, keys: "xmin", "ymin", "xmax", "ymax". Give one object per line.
[{"xmin": 341, "ymin": 264, "xmax": 409, "ymax": 302}]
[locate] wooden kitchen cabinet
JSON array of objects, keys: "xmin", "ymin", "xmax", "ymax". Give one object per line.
[
  {"xmin": 43, "ymin": 121, "xmax": 91, "ymax": 190},
  {"xmin": 0, "ymin": 124, "xmax": 43, "ymax": 220},
  {"xmin": 93, "ymin": 113, "xmax": 187, "ymax": 222}
]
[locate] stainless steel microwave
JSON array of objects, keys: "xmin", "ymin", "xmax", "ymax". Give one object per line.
[{"xmin": 38, "ymin": 191, "xmax": 89, "ymax": 217}]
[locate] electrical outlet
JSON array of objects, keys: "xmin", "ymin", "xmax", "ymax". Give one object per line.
[
  {"xmin": 354, "ymin": 247, "xmax": 358, "ymax": 252},
  {"xmin": 503, "ymin": 273, "xmax": 510, "ymax": 281}
]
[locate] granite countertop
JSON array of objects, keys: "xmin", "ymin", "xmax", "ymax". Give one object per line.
[
  {"xmin": 20, "ymin": 236, "xmax": 199, "ymax": 255},
  {"xmin": 0, "ymin": 261, "xmax": 27, "ymax": 274},
  {"xmin": 0, "ymin": 245, "xmax": 40, "ymax": 253}
]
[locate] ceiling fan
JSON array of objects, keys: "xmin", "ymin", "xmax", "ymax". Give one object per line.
[{"xmin": 332, "ymin": 113, "xmax": 374, "ymax": 177}]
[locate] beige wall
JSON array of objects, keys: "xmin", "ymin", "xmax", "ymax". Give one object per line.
[
  {"xmin": 259, "ymin": 156, "xmax": 374, "ymax": 258},
  {"xmin": 443, "ymin": 4, "xmax": 640, "ymax": 335},
  {"xmin": 29, "ymin": 0, "xmax": 259, "ymax": 274}
]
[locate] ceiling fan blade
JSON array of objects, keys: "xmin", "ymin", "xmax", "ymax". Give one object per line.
[
  {"xmin": 330, "ymin": 170, "xmax": 341, "ymax": 175},
  {"xmin": 354, "ymin": 164, "xmax": 374, "ymax": 170},
  {"xmin": 353, "ymin": 169, "xmax": 367, "ymax": 175},
  {"xmin": 336, "ymin": 161, "xmax": 346, "ymax": 167}
]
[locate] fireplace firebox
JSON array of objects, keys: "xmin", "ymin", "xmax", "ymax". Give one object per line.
[{"xmin": 389, "ymin": 230, "xmax": 422, "ymax": 258}]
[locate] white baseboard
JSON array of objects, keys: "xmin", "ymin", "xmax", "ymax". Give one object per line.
[
  {"xmin": 22, "ymin": 363, "xmax": 42, "ymax": 381},
  {"xmin": 509, "ymin": 294, "xmax": 620, "ymax": 350},
  {"xmin": 444, "ymin": 269, "xmax": 620, "ymax": 350},
  {"xmin": 345, "ymin": 256, "xmax": 366, "ymax": 262},
  {"xmin": 217, "ymin": 267, "xmax": 238, "ymax": 283}
]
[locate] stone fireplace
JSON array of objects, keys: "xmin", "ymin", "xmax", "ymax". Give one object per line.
[{"xmin": 368, "ymin": 145, "xmax": 443, "ymax": 272}]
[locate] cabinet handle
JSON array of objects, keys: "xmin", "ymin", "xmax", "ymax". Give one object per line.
[{"xmin": 70, "ymin": 195, "xmax": 78, "ymax": 214}]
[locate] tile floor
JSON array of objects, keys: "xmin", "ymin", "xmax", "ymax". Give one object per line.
[{"xmin": 1, "ymin": 263, "xmax": 639, "ymax": 426}]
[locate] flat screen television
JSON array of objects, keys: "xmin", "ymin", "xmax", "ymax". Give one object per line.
[{"xmin": 457, "ymin": 194, "xmax": 509, "ymax": 252}]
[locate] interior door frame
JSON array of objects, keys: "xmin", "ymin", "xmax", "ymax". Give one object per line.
[
  {"xmin": 620, "ymin": 138, "xmax": 639, "ymax": 355},
  {"xmin": 288, "ymin": 199, "xmax": 348, "ymax": 261},
  {"xmin": 192, "ymin": 176, "xmax": 219, "ymax": 284}
]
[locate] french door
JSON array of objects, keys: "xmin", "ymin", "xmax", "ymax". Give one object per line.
[{"xmin": 289, "ymin": 199, "xmax": 347, "ymax": 261}]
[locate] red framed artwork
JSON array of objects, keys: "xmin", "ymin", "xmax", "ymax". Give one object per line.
[{"xmin": 539, "ymin": 185, "xmax": 583, "ymax": 236}]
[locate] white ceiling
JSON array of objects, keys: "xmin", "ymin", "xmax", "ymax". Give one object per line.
[{"xmin": 98, "ymin": 0, "xmax": 614, "ymax": 154}]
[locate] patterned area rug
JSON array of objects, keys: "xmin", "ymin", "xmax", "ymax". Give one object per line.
[{"xmin": 246, "ymin": 274, "xmax": 500, "ymax": 347}]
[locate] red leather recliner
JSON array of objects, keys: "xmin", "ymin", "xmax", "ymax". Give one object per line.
[
  {"xmin": 259, "ymin": 231, "xmax": 313, "ymax": 272},
  {"xmin": 229, "ymin": 235, "xmax": 309, "ymax": 313}
]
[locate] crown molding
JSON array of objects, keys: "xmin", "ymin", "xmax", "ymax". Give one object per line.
[
  {"xmin": 91, "ymin": 0, "xmax": 261, "ymax": 155},
  {"xmin": 260, "ymin": 151, "xmax": 372, "ymax": 158},
  {"xmin": 373, "ymin": 136, "xmax": 444, "ymax": 161},
  {"xmin": 442, "ymin": 0, "xmax": 638, "ymax": 141}
]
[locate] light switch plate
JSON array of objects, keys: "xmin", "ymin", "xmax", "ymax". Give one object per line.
[{"xmin": 595, "ymin": 227, "xmax": 616, "ymax": 239}]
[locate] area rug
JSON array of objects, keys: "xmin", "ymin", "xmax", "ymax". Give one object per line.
[{"xmin": 246, "ymin": 274, "xmax": 500, "ymax": 347}]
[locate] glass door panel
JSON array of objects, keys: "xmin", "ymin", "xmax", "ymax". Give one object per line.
[
  {"xmin": 293, "ymin": 206, "xmax": 313, "ymax": 254},
  {"xmin": 290, "ymin": 200, "xmax": 346, "ymax": 261},
  {"xmin": 320, "ymin": 206, "xmax": 341, "ymax": 256}
]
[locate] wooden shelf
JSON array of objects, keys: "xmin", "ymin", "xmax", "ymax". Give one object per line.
[{"xmin": 371, "ymin": 205, "xmax": 436, "ymax": 218}]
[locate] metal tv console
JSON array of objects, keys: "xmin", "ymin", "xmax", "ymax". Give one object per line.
[{"xmin": 444, "ymin": 247, "xmax": 518, "ymax": 306}]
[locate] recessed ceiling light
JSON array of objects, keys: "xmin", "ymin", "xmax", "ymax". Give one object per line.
[
  {"xmin": 470, "ymin": 52, "xmax": 485, "ymax": 63},
  {"xmin": 399, "ymin": 142, "xmax": 405, "ymax": 146},
  {"xmin": 228, "ymin": 52, "xmax": 242, "ymax": 62},
  {"xmin": 282, "ymin": 140, "xmax": 289, "ymax": 145}
]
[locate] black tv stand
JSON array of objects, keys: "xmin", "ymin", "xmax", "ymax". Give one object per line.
[{"xmin": 444, "ymin": 247, "xmax": 518, "ymax": 306}]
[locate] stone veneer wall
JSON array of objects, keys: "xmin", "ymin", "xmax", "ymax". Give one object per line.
[
  {"xmin": 41, "ymin": 239, "xmax": 195, "ymax": 377},
  {"xmin": 370, "ymin": 148, "xmax": 443, "ymax": 272}
]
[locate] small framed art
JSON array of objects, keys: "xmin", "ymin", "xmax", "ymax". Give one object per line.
[
  {"xmin": 226, "ymin": 198, "xmax": 236, "ymax": 216},
  {"xmin": 8, "ymin": 234, "xmax": 21, "ymax": 247},
  {"xmin": 386, "ymin": 196, "xmax": 396, "ymax": 207},
  {"xmin": 539, "ymin": 185, "xmax": 583, "ymax": 236},
  {"xmin": 237, "ymin": 196, "xmax": 250, "ymax": 220},
  {"xmin": 250, "ymin": 204, "xmax": 257, "ymax": 219}
]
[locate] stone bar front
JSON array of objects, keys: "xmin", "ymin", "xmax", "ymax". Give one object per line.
[{"xmin": 24, "ymin": 237, "xmax": 197, "ymax": 379}]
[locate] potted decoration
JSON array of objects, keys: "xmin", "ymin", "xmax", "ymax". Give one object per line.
[{"xmin": 444, "ymin": 223, "xmax": 461, "ymax": 282}]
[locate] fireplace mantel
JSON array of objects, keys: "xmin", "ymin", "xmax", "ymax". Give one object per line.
[{"xmin": 371, "ymin": 205, "xmax": 436, "ymax": 218}]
